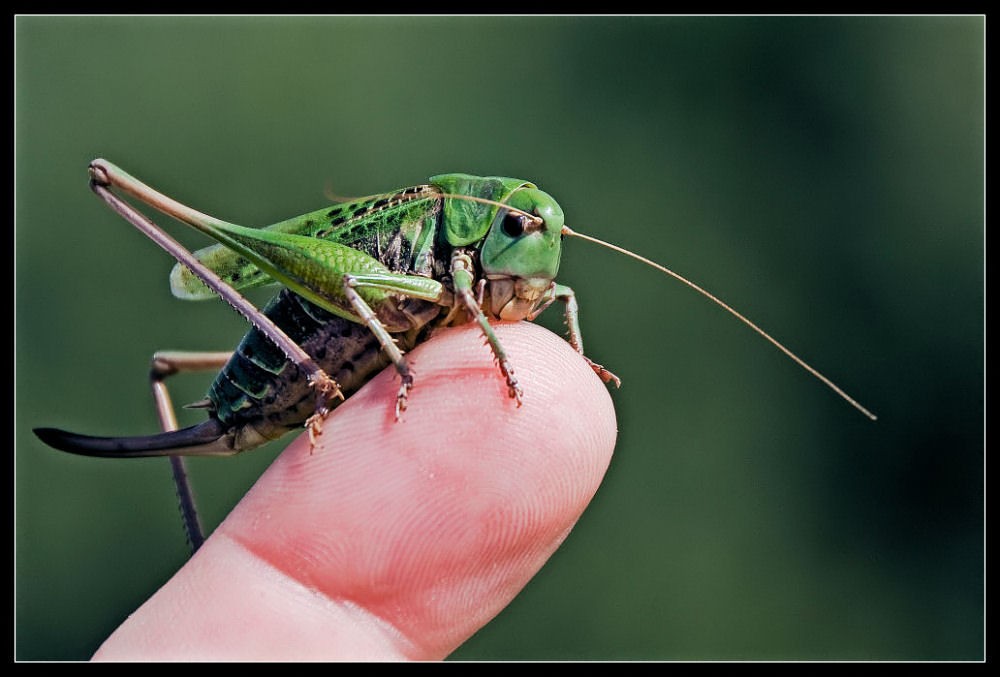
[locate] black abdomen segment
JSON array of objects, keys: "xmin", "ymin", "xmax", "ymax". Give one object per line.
[
  {"xmin": 35, "ymin": 289, "xmax": 444, "ymax": 457},
  {"xmin": 208, "ymin": 289, "xmax": 439, "ymax": 445}
]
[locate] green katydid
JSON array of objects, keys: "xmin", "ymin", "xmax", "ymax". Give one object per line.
[{"xmin": 35, "ymin": 159, "xmax": 875, "ymax": 548}]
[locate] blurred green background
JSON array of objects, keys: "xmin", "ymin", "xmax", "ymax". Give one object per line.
[{"xmin": 15, "ymin": 16, "xmax": 983, "ymax": 660}]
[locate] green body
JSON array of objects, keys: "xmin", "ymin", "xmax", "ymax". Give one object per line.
[
  {"xmin": 35, "ymin": 168, "xmax": 600, "ymax": 457},
  {"xmin": 35, "ymin": 161, "xmax": 871, "ymax": 461}
]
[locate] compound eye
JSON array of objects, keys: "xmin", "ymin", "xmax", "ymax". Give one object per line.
[{"xmin": 502, "ymin": 211, "xmax": 528, "ymax": 238}]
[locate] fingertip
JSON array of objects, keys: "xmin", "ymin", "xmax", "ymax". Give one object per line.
[
  {"xmin": 95, "ymin": 322, "xmax": 618, "ymax": 660},
  {"xmin": 268, "ymin": 322, "xmax": 619, "ymax": 656}
]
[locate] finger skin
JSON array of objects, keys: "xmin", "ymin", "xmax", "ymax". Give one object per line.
[{"xmin": 93, "ymin": 322, "xmax": 618, "ymax": 661}]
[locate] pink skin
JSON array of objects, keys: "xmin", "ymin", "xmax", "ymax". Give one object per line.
[{"xmin": 92, "ymin": 322, "xmax": 618, "ymax": 661}]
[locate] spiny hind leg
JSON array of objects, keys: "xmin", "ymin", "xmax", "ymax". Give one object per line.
[
  {"xmin": 149, "ymin": 350, "xmax": 232, "ymax": 552},
  {"xmin": 90, "ymin": 162, "xmax": 344, "ymax": 441},
  {"xmin": 149, "ymin": 351, "xmax": 233, "ymax": 430}
]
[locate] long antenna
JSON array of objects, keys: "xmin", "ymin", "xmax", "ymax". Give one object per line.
[{"xmin": 562, "ymin": 225, "xmax": 877, "ymax": 421}]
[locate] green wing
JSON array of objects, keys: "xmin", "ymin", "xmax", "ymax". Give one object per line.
[{"xmin": 169, "ymin": 187, "xmax": 436, "ymax": 300}]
